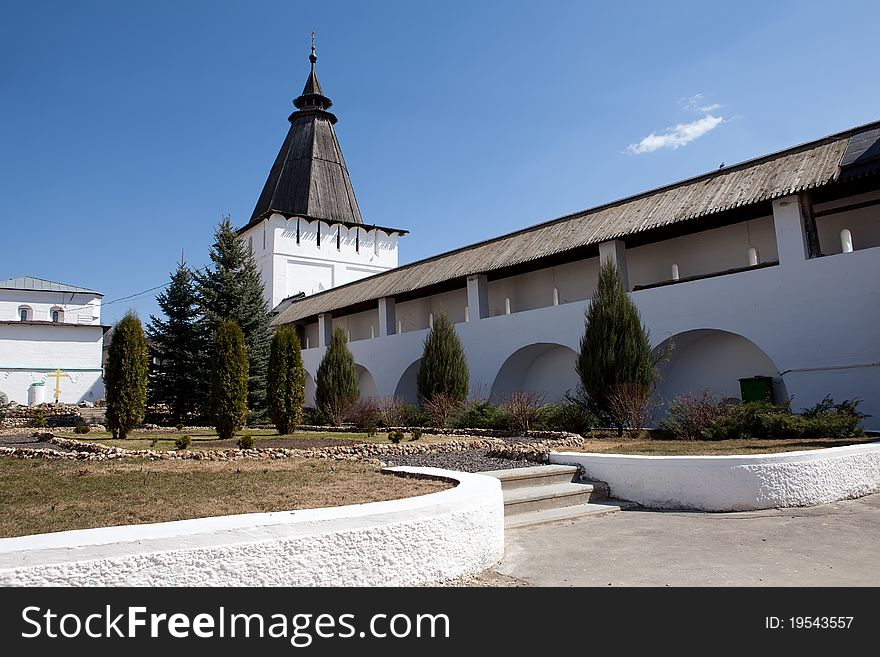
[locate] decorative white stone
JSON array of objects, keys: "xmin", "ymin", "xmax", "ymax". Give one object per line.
[{"xmin": 841, "ymin": 228, "xmax": 853, "ymax": 253}]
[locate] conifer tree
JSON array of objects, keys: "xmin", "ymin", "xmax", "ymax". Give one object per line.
[
  {"xmin": 267, "ymin": 326, "xmax": 305, "ymax": 435},
  {"xmin": 210, "ymin": 319, "xmax": 249, "ymax": 440},
  {"xmin": 105, "ymin": 311, "xmax": 149, "ymax": 439},
  {"xmin": 314, "ymin": 327, "xmax": 359, "ymax": 425},
  {"xmin": 576, "ymin": 260, "xmax": 656, "ymax": 430},
  {"xmin": 416, "ymin": 313, "xmax": 469, "ymax": 403},
  {"xmin": 146, "ymin": 257, "xmax": 202, "ymax": 424},
  {"xmin": 194, "ymin": 216, "xmax": 271, "ymax": 420}
]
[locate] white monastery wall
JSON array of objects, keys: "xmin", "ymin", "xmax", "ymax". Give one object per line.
[
  {"xmin": 332, "ymin": 308, "xmax": 378, "ymax": 342},
  {"xmin": 0, "ymin": 467, "xmax": 505, "ymax": 587},
  {"xmin": 298, "ymin": 195, "xmax": 880, "ymax": 427},
  {"xmin": 627, "ymin": 216, "xmax": 778, "ymax": 288},
  {"xmin": 814, "ymin": 191, "xmax": 880, "ymax": 255}
]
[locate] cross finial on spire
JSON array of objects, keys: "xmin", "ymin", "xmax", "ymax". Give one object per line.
[{"xmin": 310, "ymin": 32, "xmax": 317, "ymax": 66}]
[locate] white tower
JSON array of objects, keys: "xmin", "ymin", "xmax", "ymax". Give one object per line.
[{"xmin": 238, "ymin": 38, "xmax": 407, "ymax": 312}]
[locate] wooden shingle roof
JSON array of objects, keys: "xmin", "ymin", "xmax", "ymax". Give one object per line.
[
  {"xmin": 272, "ymin": 120, "xmax": 880, "ymax": 327},
  {"xmin": 245, "ymin": 46, "xmax": 363, "ymax": 229}
]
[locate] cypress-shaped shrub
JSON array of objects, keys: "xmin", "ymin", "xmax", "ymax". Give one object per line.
[
  {"xmin": 314, "ymin": 327, "xmax": 359, "ymax": 425},
  {"xmin": 577, "ymin": 260, "xmax": 656, "ymax": 432},
  {"xmin": 416, "ymin": 313, "xmax": 469, "ymax": 404},
  {"xmin": 210, "ymin": 319, "xmax": 249, "ymax": 440},
  {"xmin": 105, "ymin": 311, "xmax": 150, "ymax": 439},
  {"xmin": 267, "ymin": 326, "xmax": 305, "ymax": 435}
]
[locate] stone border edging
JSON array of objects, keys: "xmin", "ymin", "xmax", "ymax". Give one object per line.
[
  {"xmin": 0, "ymin": 433, "xmax": 585, "ymax": 463},
  {"xmin": 550, "ymin": 442, "xmax": 880, "ymax": 511},
  {"xmin": 0, "ymin": 466, "xmax": 504, "ymax": 586}
]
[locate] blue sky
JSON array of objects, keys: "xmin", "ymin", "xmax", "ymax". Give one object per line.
[{"xmin": 2, "ymin": 0, "xmax": 879, "ymax": 324}]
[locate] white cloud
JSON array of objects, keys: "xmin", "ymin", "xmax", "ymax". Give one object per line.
[
  {"xmin": 626, "ymin": 114, "xmax": 724, "ymax": 154},
  {"xmin": 679, "ymin": 94, "xmax": 721, "ymax": 113}
]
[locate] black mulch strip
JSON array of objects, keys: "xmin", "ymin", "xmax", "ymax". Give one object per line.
[
  {"xmin": 0, "ymin": 435, "xmax": 80, "ymax": 452},
  {"xmin": 383, "ymin": 448, "xmax": 541, "ymax": 473}
]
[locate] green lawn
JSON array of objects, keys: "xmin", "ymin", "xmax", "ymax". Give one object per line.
[
  {"xmin": 73, "ymin": 428, "xmax": 448, "ymax": 450},
  {"xmin": 561, "ymin": 436, "xmax": 877, "ymax": 456},
  {"xmin": 0, "ymin": 457, "xmax": 449, "ymax": 538}
]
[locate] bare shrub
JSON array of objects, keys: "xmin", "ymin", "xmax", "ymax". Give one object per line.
[
  {"xmin": 421, "ymin": 392, "xmax": 462, "ymax": 428},
  {"xmin": 659, "ymin": 389, "xmax": 726, "ymax": 441},
  {"xmin": 607, "ymin": 383, "xmax": 655, "ymax": 436},
  {"xmin": 504, "ymin": 391, "xmax": 546, "ymax": 433},
  {"xmin": 376, "ymin": 395, "xmax": 407, "ymax": 427},
  {"xmin": 320, "ymin": 397, "xmax": 354, "ymax": 427},
  {"xmin": 349, "ymin": 397, "xmax": 380, "ymax": 429}
]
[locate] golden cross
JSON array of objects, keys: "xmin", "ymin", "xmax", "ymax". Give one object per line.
[{"xmin": 46, "ymin": 368, "xmax": 70, "ymax": 404}]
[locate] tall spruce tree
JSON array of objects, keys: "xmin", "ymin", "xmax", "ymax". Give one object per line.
[
  {"xmin": 194, "ymin": 216, "xmax": 271, "ymax": 420},
  {"xmin": 146, "ymin": 258, "xmax": 202, "ymax": 424},
  {"xmin": 267, "ymin": 326, "xmax": 305, "ymax": 435},
  {"xmin": 105, "ymin": 312, "xmax": 149, "ymax": 439},
  {"xmin": 416, "ymin": 313, "xmax": 469, "ymax": 403},
  {"xmin": 314, "ymin": 327, "xmax": 359, "ymax": 425},
  {"xmin": 576, "ymin": 260, "xmax": 656, "ymax": 429},
  {"xmin": 210, "ymin": 319, "xmax": 249, "ymax": 440}
]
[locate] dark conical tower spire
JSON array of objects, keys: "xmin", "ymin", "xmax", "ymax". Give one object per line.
[
  {"xmin": 293, "ymin": 32, "xmax": 333, "ymax": 115},
  {"xmin": 247, "ymin": 35, "xmax": 363, "ymax": 225}
]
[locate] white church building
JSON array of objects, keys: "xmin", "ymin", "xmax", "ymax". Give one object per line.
[
  {"xmin": 0, "ymin": 276, "xmax": 106, "ymax": 405},
  {"xmin": 241, "ymin": 47, "xmax": 880, "ymax": 427}
]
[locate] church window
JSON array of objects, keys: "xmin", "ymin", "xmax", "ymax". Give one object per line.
[
  {"xmin": 317, "ymin": 223, "xmax": 321, "ymax": 247},
  {"xmin": 355, "ymin": 228, "xmax": 360, "ymax": 253},
  {"xmin": 248, "ymin": 236, "xmax": 253, "ymax": 253},
  {"xmin": 51, "ymin": 309, "xmax": 63, "ymax": 323},
  {"xmin": 18, "ymin": 306, "xmax": 31, "ymax": 321},
  {"xmin": 337, "ymin": 226, "xmax": 341, "ymax": 250},
  {"xmin": 296, "ymin": 218, "xmax": 300, "ymax": 245},
  {"xmin": 263, "ymin": 228, "xmax": 266, "ymax": 250}
]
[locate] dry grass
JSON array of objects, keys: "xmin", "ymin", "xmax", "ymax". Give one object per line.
[
  {"xmin": 0, "ymin": 457, "xmax": 449, "ymax": 538},
  {"xmin": 562, "ymin": 435, "xmax": 877, "ymax": 456}
]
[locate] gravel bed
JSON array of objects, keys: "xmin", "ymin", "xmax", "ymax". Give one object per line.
[{"xmin": 382, "ymin": 447, "xmax": 541, "ymax": 472}]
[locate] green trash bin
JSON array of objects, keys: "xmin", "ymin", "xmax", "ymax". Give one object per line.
[{"xmin": 739, "ymin": 376, "xmax": 775, "ymax": 403}]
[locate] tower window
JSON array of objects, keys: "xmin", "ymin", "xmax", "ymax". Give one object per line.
[
  {"xmin": 51, "ymin": 309, "xmax": 62, "ymax": 323},
  {"xmin": 296, "ymin": 218, "xmax": 301, "ymax": 245},
  {"xmin": 337, "ymin": 227, "xmax": 341, "ymax": 250},
  {"xmin": 19, "ymin": 307, "xmax": 30, "ymax": 321}
]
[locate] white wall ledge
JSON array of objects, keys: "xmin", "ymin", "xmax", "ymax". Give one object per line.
[
  {"xmin": 551, "ymin": 442, "xmax": 880, "ymax": 511},
  {"xmin": 0, "ymin": 467, "xmax": 504, "ymax": 586}
]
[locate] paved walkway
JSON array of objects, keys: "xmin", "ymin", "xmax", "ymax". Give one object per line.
[{"xmin": 494, "ymin": 493, "xmax": 880, "ymax": 586}]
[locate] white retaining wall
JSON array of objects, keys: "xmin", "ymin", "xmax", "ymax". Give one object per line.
[
  {"xmin": 0, "ymin": 467, "xmax": 504, "ymax": 587},
  {"xmin": 551, "ymin": 442, "xmax": 880, "ymax": 511}
]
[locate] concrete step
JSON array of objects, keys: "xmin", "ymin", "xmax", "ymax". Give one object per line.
[
  {"xmin": 504, "ymin": 500, "xmax": 637, "ymax": 529},
  {"xmin": 502, "ymin": 481, "xmax": 609, "ymax": 515},
  {"xmin": 481, "ymin": 464, "xmax": 580, "ymax": 490}
]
